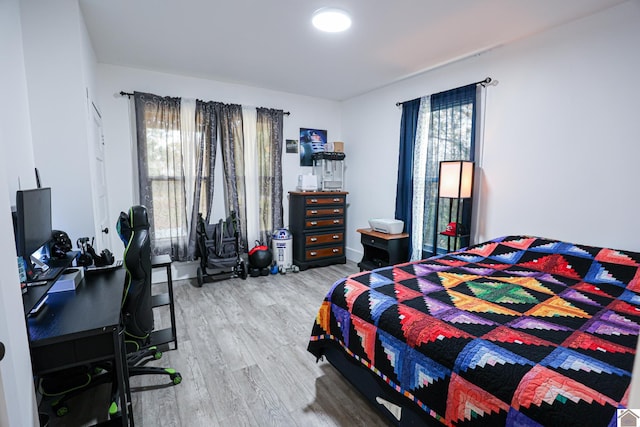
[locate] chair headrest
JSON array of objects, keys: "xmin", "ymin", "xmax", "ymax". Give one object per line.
[
  {"xmin": 116, "ymin": 205, "xmax": 149, "ymax": 246},
  {"xmin": 129, "ymin": 205, "xmax": 149, "ymax": 230}
]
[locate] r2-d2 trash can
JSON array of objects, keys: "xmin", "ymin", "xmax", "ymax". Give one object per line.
[{"xmin": 272, "ymin": 228, "xmax": 293, "ymax": 273}]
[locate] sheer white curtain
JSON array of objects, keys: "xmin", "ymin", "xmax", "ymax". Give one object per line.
[
  {"xmin": 410, "ymin": 96, "xmax": 430, "ymax": 261},
  {"xmin": 242, "ymin": 106, "xmax": 260, "ymax": 247},
  {"xmin": 471, "ymin": 85, "xmax": 487, "ymax": 244},
  {"xmin": 180, "ymin": 98, "xmax": 196, "ymax": 250}
]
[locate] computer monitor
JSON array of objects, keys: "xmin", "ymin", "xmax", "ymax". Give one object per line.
[{"xmin": 14, "ymin": 187, "xmax": 53, "ymax": 277}]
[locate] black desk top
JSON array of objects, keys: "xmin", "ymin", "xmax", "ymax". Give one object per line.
[
  {"xmin": 27, "ymin": 268, "xmax": 125, "ymax": 345},
  {"xmin": 22, "ymin": 252, "xmax": 78, "ymax": 315}
]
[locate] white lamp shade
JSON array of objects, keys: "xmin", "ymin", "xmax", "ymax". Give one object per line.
[{"xmin": 438, "ymin": 161, "xmax": 474, "ymax": 198}]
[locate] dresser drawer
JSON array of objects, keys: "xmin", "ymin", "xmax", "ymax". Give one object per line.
[
  {"xmin": 305, "ymin": 218, "xmax": 344, "ymax": 228},
  {"xmin": 305, "ymin": 246, "xmax": 344, "ymax": 260},
  {"xmin": 305, "ymin": 196, "xmax": 345, "ymax": 206},
  {"xmin": 306, "ymin": 232, "xmax": 344, "ymax": 246},
  {"xmin": 305, "ymin": 207, "xmax": 344, "ymax": 217}
]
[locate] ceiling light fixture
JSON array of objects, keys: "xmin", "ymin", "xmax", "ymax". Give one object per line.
[{"xmin": 312, "ymin": 8, "xmax": 352, "ymax": 33}]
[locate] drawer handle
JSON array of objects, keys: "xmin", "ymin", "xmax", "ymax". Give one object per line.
[
  {"xmin": 310, "ymin": 199, "xmax": 318, "ymax": 203},
  {"xmin": 333, "ymin": 209, "xmax": 340, "ymax": 213},
  {"xmin": 310, "ymin": 221, "xmax": 318, "ymax": 226},
  {"xmin": 310, "ymin": 251, "xmax": 317, "ymax": 256},
  {"xmin": 310, "ymin": 237, "xmax": 318, "ymax": 242},
  {"xmin": 332, "ymin": 248, "xmax": 339, "ymax": 253},
  {"xmin": 311, "ymin": 210, "xmax": 318, "ymax": 214},
  {"xmin": 332, "ymin": 235, "xmax": 340, "ymax": 239},
  {"xmin": 333, "ymin": 198, "xmax": 341, "ymax": 202},
  {"xmin": 370, "ymin": 239, "xmax": 375, "ymax": 244},
  {"xmin": 333, "ymin": 219, "xmax": 340, "ymax": 224}
]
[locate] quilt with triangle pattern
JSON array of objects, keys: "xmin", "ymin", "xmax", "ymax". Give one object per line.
[{"xmin": 307, "ymin": 236, "xmax": 640, "ymax": 426}]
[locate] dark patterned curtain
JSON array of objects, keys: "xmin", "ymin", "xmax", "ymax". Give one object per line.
[
  {"xmin": 256, "ymin": 108, "xmax": 284, "ymax": 246},
  {"xmin": 191, "ymin": 101, "xmax": 218, "ymax": 255},
  {"xmin": 134, "ymin": 92, "xmax": 280, "ymax": 259},
  {"xmin": 394, "ymin": 98, "xmax": 421, "ymax": 243},
  {"xmin": 216, "ymin": 103, "xmax": 247, "ymax": 252},
  {"xmin": 133, "ymin": 92, "xmax": 188, "ymax": 259}
]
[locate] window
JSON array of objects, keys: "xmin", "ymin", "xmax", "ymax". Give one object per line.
[
  {"xmin": 134, "ymin": 93, "xmax": 209, "ymax": 260},
  {"xmin": 421, "ymin": 85, "xmax": 476, "ymax": 255}
]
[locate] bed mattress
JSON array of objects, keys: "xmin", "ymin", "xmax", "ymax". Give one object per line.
[{"xmin": 308, "ymin": 235, "xmax": 640, "ymax": 426}]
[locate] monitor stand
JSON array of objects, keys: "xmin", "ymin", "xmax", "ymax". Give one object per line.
[{"xmin": 30, "ymin": 254, "xmax": 50, "ymax": 273}]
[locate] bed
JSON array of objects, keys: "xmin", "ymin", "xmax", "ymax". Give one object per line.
[{"xmin": 307, "ymin": 235, "xmax": 640, "ymax": 426}]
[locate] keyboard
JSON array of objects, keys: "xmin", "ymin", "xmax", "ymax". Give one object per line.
[
  {"xmin": 85, "ymin": 259, "xmax": 123, "ymax": 273},
  {"xmin": 31, "ymin": 266, "xmax": 64, "ymax": 282}
]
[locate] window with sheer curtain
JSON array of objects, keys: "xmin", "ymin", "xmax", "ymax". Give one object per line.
[
  {"xmin": 396, "ymin": 84, "xmax": 478, "ymax": 260},
  {"xmin": 133, "ymin": 92, "xmax": 284, "ymax": 260},
  {"xmin": 134, "ymin": 93, "xmax": 210, "ymax": 261},
  {"xmin": 422, "ymin": 86, "xmax": 477, "ymax": 256}
]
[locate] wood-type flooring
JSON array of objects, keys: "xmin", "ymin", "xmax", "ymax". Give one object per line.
[{"xmin": 41, "ymin": 261, "xmax": 389, "ymax": 426}]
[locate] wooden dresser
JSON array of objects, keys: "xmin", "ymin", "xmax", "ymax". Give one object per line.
[{"xmin": 288, "ymin": 191, "xmax": 348, "ymax": 270}]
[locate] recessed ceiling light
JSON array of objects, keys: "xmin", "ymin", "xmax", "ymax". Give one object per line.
[{"xmin": 312, "ymin": 8, "xmax": 352, "ymax": 33}]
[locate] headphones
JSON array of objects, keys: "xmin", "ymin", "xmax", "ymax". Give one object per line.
[{"xmin": 51, "ymin": 230, "xmax": 72, "ymax": 259}]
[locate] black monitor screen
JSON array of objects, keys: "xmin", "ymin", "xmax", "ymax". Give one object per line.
[{"xmin": 15, "ymin": 187, "xmax": 52, "ymax": 261}]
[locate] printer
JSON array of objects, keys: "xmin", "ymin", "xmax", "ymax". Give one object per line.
[{"xmin": 368, "ymin": 218, "xmax": 404, "ymax": 234}]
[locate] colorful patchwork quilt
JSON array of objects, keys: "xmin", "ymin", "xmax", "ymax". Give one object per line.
[{"xmin": 308, "ymin": 236, "xmax": 640, "ymax": 426}]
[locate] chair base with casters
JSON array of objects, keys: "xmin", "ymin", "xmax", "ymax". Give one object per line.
[
  {"xmin": 105, "ymin": 340, "xmax": 182, "ymax": 417},
  {"xmin": 41, "ymin": 344, "xmax": 181, "ymax": 419},
  {"xmin": 195, "ymin": 211, "xmax": 247, "ymax": 287}
]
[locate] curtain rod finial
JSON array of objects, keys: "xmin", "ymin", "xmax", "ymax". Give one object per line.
[{"xmin": 481, "ymin": 77, "xmax": 498, "ymax": 87}]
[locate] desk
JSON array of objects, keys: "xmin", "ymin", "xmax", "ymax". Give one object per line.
[
  {"xmin": 27, "ymin": 268, "xmax": 133, "ymax": 426},
  {"xmin": 22, "ymin": 252, "xmax": 78, "ymax": 315}
]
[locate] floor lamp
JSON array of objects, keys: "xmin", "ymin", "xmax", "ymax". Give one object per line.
[{"xmin": 435, "ymin": 160, "xmax": 474, "ymax": 253}]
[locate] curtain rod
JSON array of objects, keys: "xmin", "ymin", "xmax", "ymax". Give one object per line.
[
  {"xmin": 395, "ymin": 77, "xmax": 493, "ymax": 107},
  {"xmin": 119, "ymin": 91, "xmax": 290, "ymax": 116}
]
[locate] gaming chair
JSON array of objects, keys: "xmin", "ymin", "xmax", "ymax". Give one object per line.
[
  {"xmin": 120, "ymin": 205, "xmax": 155, "ymax": 348},
  {"xmin": 112, "ymin": 205, "xmax": 182, "ymax": 414},
  {"xmin": 43, "ymin": 206, "xmax": 181, "ymax": 419}
]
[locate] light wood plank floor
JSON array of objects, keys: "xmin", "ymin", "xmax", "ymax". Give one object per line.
[{"xmin": 41, "ymin": 262, "xmax": 389, "ymax": 426}]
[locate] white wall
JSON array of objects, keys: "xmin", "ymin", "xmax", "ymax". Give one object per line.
[
  {"xmin": 20, "ymin": 0, "xmax": 98, "ymax": 244},
  {"xmin": 96, "ymin": 65, "xmax": 342, "ymax": 256},
  {"xmin": 342, "ymin": 1, "xmax": 640, "ymax": 257},
  {"xmin": 0, "ymin": 0, "xmax": 42, "ymax": 425},
  {"xmin": 1, "ymin": 1, "xmax": 36, "ymax": 196}
]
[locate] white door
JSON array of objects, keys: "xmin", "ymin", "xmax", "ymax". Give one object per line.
[{"xmin": 88, "ymin": 100, "xmax": 111, "ymax": 253}]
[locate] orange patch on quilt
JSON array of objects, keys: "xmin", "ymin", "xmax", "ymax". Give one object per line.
[
  {"xmin": 446, "ymin": 373, "xmax": 510, "ymax": 422},
  {"xmin": 438, "ymin": 272, "xmax": 481, "ymax": 289},
  {"xmin": 525, "ymin": 296, "xmax": 590, "ymax": 318},
  {"xmin": 398, "ymin": 305, "xmax": 471, "ymax": 347},
  {"xmin": 316, "ymin": 301, "xmax": 331, "ymax": 334},
  {"xmin": 351, "ymin": 315, "xmax": 377, "ymax": 362},
  {"xmin": 511, "ymin": 365, "xmax": 615, "ymax": 410},
  {"xmin": 343, "ymin": 279, "xmax": 369, "ymax": 312},
  {"xmin": 595, "ymin": 248, "xmax": 639, "ymax": 266}
]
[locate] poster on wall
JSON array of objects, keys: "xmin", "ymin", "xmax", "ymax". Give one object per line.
[
  {"xmin": 299, "ymin": 128, "xmax": 327, "ymax": 166},
  {"xmin": 286, "ymin": 139, "xmax": 298, "ymax": 154}
]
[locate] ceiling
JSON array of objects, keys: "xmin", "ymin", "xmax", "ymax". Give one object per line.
[{"xmin": 79, "ymin": 0, "xmax": 627, "ymax": 101}]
